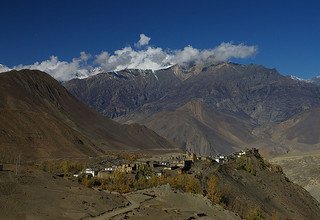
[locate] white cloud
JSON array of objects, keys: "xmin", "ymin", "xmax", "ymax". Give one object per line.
[
  {"xmin": 169, "ymin": 43, "xmax": 257, "ymax": 65},
  {"xmin": 135, "ymin": 33, "xmax": 151, "ymax": 47},
  {"xmin": 13, "ymin": 53, "xmax": 93, "ymax": 81},
  {"xmin": 0, "ymin": 64, "xmax": 11, "ymax": 73},
  {"xmin": 94, "ymin": 41, "xmax": 257, "ymax": 72},
  {"xmin": 95, "ymin": 46, "xmax": 171, "ymax": 72},
  {"xmin": 170, "ymin": 46, "xmax": 200, "ymax": 64},
  {"xmin": 0, "ymin": 34, "xmax": 258, "ymax": 81},
  {"xmin": 80, "ymin": 51, "xmax": 91, "ymax": 62},
  {"xmin": 209, "ymin": 42, "xmax": 258, "ymax": 61}
]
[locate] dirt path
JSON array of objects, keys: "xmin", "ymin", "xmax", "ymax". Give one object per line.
[
  {"xmin": 88, "ymin": 186, "xmax": 241, "ymax": 220},
  {"xmin": 89, "ymin": 192, "xmax": 153, "ymax": 219}
]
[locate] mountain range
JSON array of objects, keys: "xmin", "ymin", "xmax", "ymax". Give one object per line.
[
  {"xmin": 64, "ymin": 62, "xmax": 320, "ymax": 156},
  {"xmin": 1, "ymin": 63, "xmax": 320, "ymax": 219}
]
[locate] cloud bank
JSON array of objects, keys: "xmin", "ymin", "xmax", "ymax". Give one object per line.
[
  {"xmin": 0, "ymin": 64, "xmax": 11, "ymax": 73},
  {"xmin": 0, "ymin": 34, "xmax": 257, "ymax": 81}
]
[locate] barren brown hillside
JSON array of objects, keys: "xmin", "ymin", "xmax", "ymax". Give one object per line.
[
  {"xmin": 0, "ymin": 70, "xmax": 176, "ymax": 160},
  {"xmin": 271, "ymin": 108, "xmax": 320, "ymax": 150},
  {"xmin": 138, "ymin": 99, "xmax": 256, "ymax": 155},
  {"xmin": 196, "ymin": 151, "xmax": 320, "ymax": 219}
]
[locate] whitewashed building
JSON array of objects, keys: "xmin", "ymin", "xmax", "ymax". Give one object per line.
[{"xmin": 84, "ymin": 168, "xmax": 96, "ymax": 177}]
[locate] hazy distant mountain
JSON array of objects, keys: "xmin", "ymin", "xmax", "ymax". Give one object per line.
[
  {"xmin": 64, "ymin": 62, "xmax": 320, "ymax": 155},
  {"xmin": 0, "ymin": 70, "xmax": 176, "ymax": 160},
  {"xmin": 271, "ymin": 107, "xmax": 320, "ymax": 150}
]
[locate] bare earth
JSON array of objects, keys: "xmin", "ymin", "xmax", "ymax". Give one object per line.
[
  {"xmin": 90, "ymin": 185, "xmax": 241, "ymax": 220},
  {"xmin": 0, "ymin": 166, "xmax": 127, "ymax": 219},
  {"xmin": 270, "ymin": 151, "xmax": 320, "ymax": 203},
  {"xmin": 0, "ymin": 165, "xmax": 240, "ymax": 220}
]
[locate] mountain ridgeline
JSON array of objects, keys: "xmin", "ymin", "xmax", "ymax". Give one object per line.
[{"xmin": 64, "ymin": 62, "xmax": 320, "ymax": 156}]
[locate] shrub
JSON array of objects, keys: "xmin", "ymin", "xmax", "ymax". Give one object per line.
[
  {"xmin": 271, "ymin": 212, "xmax": 279, "ymax": 220},
  {"xmin": 246, "ymin": 207, "xmax": 264, "ymax": 220},
  {"xmin": 136, "ymin": 164, "xmax": 153, "ymax": 179},
  {"xmin": 81, "ymin": 177, "xmax": 93, "ymax": 188},
  {"xmin": 107, "ymin": 171, "xmax": 134, "ymax": 193},
  {"xmin": 79, "ymin": 169, "xmax": 202, "ymax": 195},
  {"xmin": 236, "ymin": 157, "xmax": 256, "ymax": 175},
  {"xmin": 78, "ymin": 175, "xmax": 103, "ymax": 188},
  {"xmin": 40, "ymin": 160, "xmax": 86, "ymax": 175},
  {"xmin": 270, "ymin": 164, "xmax": 283, "ymax": 173},
  {"xmin": 167, "ymin": 174, "xmax": 185, "ymax": 191}
]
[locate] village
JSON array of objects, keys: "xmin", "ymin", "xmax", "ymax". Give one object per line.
[{"xmin": 75, "ymin": 148, "xmax": 260, "ymax": 181}]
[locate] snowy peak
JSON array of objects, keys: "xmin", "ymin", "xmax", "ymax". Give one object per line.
[
  {"xmin": 0, "ymin": 64, "xmax": 11, "ymax": 73},
  {"xmin": 289, "ymin": 75, "xmax": 320, "ymax": 86},
  {"xmin": 310, "ymin": 75, "xmax": 320, "ymax": 85},
  {"xmin": 289, "ymin": 75, "xmax": 309, "ymax": 82}
]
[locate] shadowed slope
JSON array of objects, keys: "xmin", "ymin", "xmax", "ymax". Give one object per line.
[
  {"xmin": 0, "ymin": 70, "xmax": 176, "ymax": 160},
  {"xmin": 138, "ymin": 100, "xmax": 256, "ymax": 155},
  {"xmin": 271, "ymin": 108, "xmax": 320, "ymax": 151}
]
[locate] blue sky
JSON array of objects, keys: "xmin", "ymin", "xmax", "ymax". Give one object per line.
[{"xmin": 1, "ymin": 0, "xmax": 320, "ymax": 79}]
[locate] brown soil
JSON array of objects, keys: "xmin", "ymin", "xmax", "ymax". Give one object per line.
[
  {"xmin": 98, "ymin": 185, "xmax": 241, "ymax": 220},
  {"xmin": 0, "ymin": 165, "xmax": 126, "ymax": 219},
  {"xmin": 196, "ymin": 153, "xmax": 320, "ymax": 219},
  {"xmin": 271, "ymin": 151, "xmax": 320, "ymax": 203},
  {"xmin": 138, "ymin": 99, "xmax": 256, "ymax": 155},
  {"xmin": 0, "ymin": 70, "xmax": 177, "ymax": 161}
]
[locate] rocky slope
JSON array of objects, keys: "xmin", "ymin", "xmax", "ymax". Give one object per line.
[
  {"xmin": 270, "ymin": 151, "xmax": 320, "ymax": 203},
  {"xmin": 137, "ymin": 100, "xmax": 256, "ymax": 155},
  {"xmin": 0, "ymin": 70, "xmax": 176, "ymax": 160},
  {"xmin": 65, "ymin": 68, "xmax": 181, "ymax": 118},
  {"xmin": 195, "ymin": 151, "xmax": 320, "ymax": 219},
  {"xmin": 64, "ymin": 62, "xmax": 320, "ymax": 155},
  {"xmin": 271, "ymin": 108, "xmax": 320, "ymax": 148}
]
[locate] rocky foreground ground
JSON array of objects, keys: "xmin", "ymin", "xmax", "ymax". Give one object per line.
[
  {"xmin": 0, "ymin": 166, "xmax": 240, "ymax": 220},
  {"xmin": 1, "ymin": 150, "xmax": 320, "ymax": 220},
  {"xmin": 91, "ymin": 185, "xmax": 241, "ymax": 220},
  {"xmin": 0, "ymin": 165, "xmax": 126, "ymax": 219}
]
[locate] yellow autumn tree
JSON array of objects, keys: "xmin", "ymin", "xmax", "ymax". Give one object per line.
[
  {"xmin": 112, "ymin": 171, "xmax": 133, "ymax": 193},
  {"xmin": 207, "ymin": 176, "xmax": 221, "ymax": 203},
  {"xmin": 185, "ymin": 175, "xmax": 201, "ymax": 193}
]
